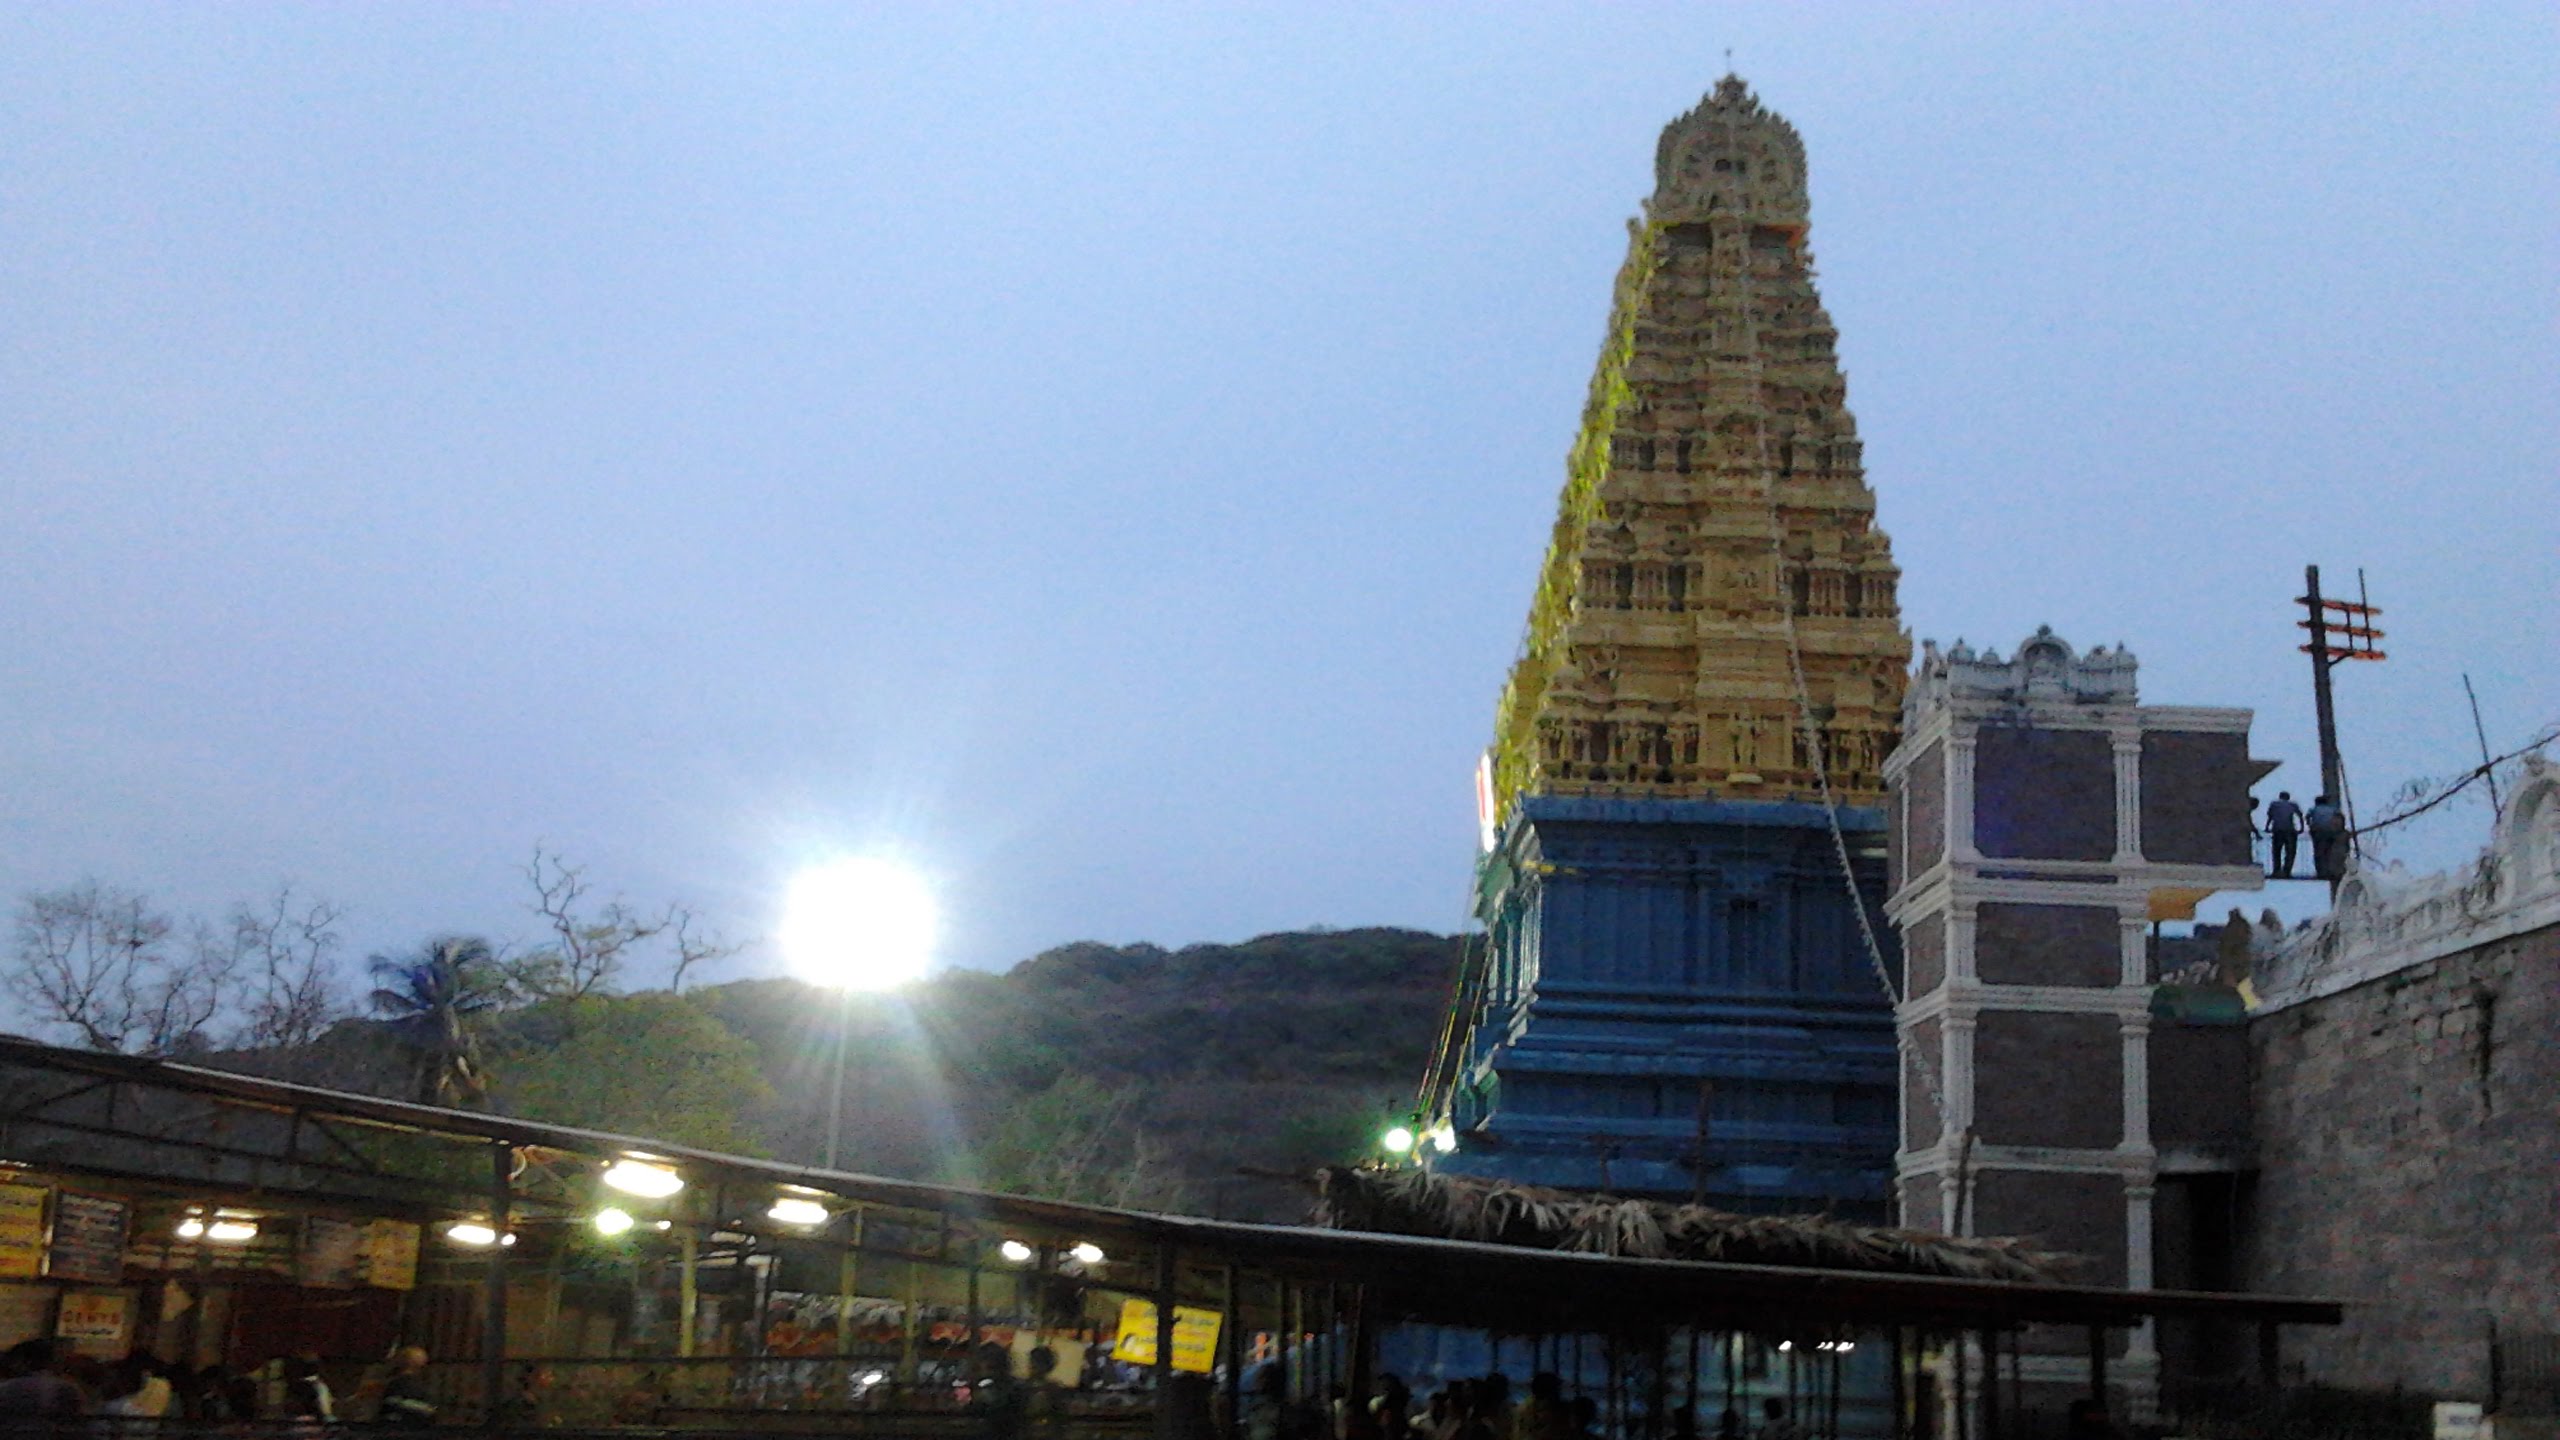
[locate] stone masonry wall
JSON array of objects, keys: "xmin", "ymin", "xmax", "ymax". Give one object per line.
[{"xmin": 2243, "ymin": 920, "xmax": 2560, "ymax": 1399}]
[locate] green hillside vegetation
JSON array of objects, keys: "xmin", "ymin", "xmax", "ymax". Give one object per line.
[{"xmin": 262, "ymin": 927, "xmax": 1460, "ymax": 1223}]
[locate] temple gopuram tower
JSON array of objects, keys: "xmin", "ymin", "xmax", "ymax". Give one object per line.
[{"xmin": 1428, "ymin": 78, "xmax": 1910, "ymax": 1214}]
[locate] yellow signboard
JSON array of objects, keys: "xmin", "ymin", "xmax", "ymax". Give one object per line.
[
  {"xmin": 1109, "ymin": 1299, "xmax": 1221, "ymax": 1374},
  {"xmin": 358, "ymin": 1220, "xmax": 420, "ymax": 1292},
  {"xmin": 0, "ymin": 1186, "xmax": 45, "ymax": 1282}
]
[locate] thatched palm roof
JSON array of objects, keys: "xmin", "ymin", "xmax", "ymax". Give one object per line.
[{"xmin": 1313, "ymin": 1167, "xmax": 2072, "ymax": 1285}]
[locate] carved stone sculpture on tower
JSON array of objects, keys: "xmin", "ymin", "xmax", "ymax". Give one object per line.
[{"xmin": 1489, "ymin": 75, "xmax": 1910, "ymax": 815}]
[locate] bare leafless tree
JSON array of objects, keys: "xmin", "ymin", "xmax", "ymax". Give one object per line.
[
  {"xmin": 223, "ymin": 884, "xmax": 350, "ymax": 1051},
  {"xmin": 667, "ymin": 908, "xmax": 742, "ymax": 993},
  {"xmin": 7, "ymin": 881, "xmax": 230, "ymax": 1054},
  {"xmin": 516, "ymin": 846, "xmax": 742, "ymax": 997},
  {"xmin": 513, "ymin": 846, "xmax": 667, "ymax": 998}
]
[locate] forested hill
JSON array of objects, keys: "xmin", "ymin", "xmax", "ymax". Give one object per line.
[{"xmin": 282, "ymin": 927, "xmax": 1463, "ymax": 1224}]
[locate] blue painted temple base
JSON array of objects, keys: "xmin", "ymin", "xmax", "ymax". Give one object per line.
[{"xmin": 1439, "ymin": 796, "xmax": 1899, "ymax": 1218}]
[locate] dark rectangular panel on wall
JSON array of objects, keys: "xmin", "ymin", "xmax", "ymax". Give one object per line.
[
  {"xmin": 1976, "ymin": 903, "xmax": 2121, "ymax": 988},
  {"xmin": 1903, "ymin": 739, "xmax": 1946, "ymax": 878},
  {"xmin": 2150, "ymin": 1025, "xmax": 2253, "ymax": 1154},
  {"xmin": 1972, "ymin": 1170, "xmax": 2129, "ymax": 1286},
  {"xmin": 1974, "ymin": 728, "xmax": 2114, "ymax": 860},
  {"xmin": 2141, "ymin": 731, "xmax": 2255, "ymax": 866},
  {"xmin": 1904, "ymin": 913, "xmax": 1947, "ymax": 997},
  {"xmin": 1973, "ymin": 1011, "xmax": 2122, "ymax": 1149},
  {"xmin": 1903, "ymin": 1016, "xmax": 1943, "ymax": 1148}
]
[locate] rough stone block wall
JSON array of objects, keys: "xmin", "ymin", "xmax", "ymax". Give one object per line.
[
  {"xmin": 1975, "ymin": 903, "xmax": 2120, "ymax": 988},
  {"xmin": 2140, "ymin": 730, "xmax": 2254, "ymax": 866},
  {"xmin": 2243, "ymin": 922, "xmax": 2559, "ymax": 1399},
  {"xmin": 1973, "ymin": 1011, "xmax": 2121, "ymax": 1149},
  {"xmin": 1973, "ymin": 729, "xmax": 2113, "ymax": 861}
]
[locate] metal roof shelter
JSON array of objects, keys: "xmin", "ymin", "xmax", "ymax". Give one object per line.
[{"xmin": 0, "ymin": 1037, "xmax": 2339, "ymax": 1438}]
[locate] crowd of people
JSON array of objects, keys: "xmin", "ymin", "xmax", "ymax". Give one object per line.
[{"xmin": 0, "ymin": 1340, "xmax": 444, "ymax": 1428}]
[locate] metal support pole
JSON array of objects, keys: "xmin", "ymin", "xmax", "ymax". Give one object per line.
[
  {"xmin": 900, "ymin": 1259, "xmax": 921, "ymax": 1386},
  {"xmin": 839, "ymin": 1210, "xmax": 863, "ymax": 1358},
  {"xmin": 1154, "ymin": 1244, "xmax": 1181, "ymax": 1440},
  {"xmin": 1222, "ymin": 1264, "xmax": 1243, "ymax": 1440},
  {"xmin": 2087, "ymin": 1327, "xmax": 2107, "ymax": 1406},
  {"xmin": 481, "ymin": 1140, "xmax": 510, "ymax": 1429},
  {"xmin": 1889, "ymin": 1329, "xmax": 1907, "ymax": 1440},
  {"xmin": 1976, "ymin": 1331, "xmax": 1999, "ymax": 1440},
  {"xmin": 678, "ymin": 1230, "xmax": 698, "ymax": 1358},
  {"xmin": 826, "ymin": 987, "xmax": 852, "ymax": 1170},
  {"xmin": 1951, "ymin": 1332, "xmax": 1969, "ymax": 1440},
  {"xmin": 2304, "ymin": 566, "xmax": 2343, "ymax": 814},
  {"xmin": 1276, "ymin": 1283, "xmax": 1292, "ymax": 1406}
]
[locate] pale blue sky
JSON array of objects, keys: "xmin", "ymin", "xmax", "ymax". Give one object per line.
[{"xmin": 4, "ymin": 4, "xmax": 2554, "ymax": 987}]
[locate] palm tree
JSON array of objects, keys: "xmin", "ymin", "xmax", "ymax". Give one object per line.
[{"xmin": 367, "ymin": 935, "xmax": 509, "ymax": 1107}]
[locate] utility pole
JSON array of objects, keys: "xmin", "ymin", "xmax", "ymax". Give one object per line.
[{"xmin": 2296, "ymin": 565, "xmax": 2386, "ymax": 886}]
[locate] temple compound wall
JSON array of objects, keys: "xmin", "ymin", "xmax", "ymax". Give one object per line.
[{"xmin": 2242, "ymin": 761, "xmax": 2560, "ymax": 1409}]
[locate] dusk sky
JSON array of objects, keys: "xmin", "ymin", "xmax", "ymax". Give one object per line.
[{"xmin": 5, "ymin": 5, "xmax": 2554, "ymax": 994}]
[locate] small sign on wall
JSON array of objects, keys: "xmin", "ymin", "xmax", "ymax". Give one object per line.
[{"xmin": 55, "ymin": 1291, "xmax": 128, "ymax": 1356}]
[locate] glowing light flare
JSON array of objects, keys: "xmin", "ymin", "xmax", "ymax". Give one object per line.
[
  {"xmin": 997, "ymin": 1239, "xmax": 1035, "ymax": 1265},
  {"xmin": 593, "ymin": 1208, "xmax": 635, "ymax": 1237},
  {"xmin": 602, "ymin": 1158, "xmax": 684, "ymax": 1198},
  {"xmin": 1381, "ymin": 1126, "xmax": 1415, "ymax": 1155},
  {"xmin": 177, "ymin": 1213, "xmax": 257, "ymax": 1242},
  {"xmin": 768, "ymin": 1197, "xmax": 830, "ymax": 1227},
  {"xmin": 781, "ymin": 857, "xmax": 939, "ymax": 991},
  {"xmin": 1429, "ymin": 1125, "xmax": 1458, "ymax": 1155},
  {"xmin": 447, "ymin": 1223, "xmax": 502, "ymax": 1247},
  {"xmin": 1069, "ymin": 1242, "xmax": 1105, "ymax": 1266}
]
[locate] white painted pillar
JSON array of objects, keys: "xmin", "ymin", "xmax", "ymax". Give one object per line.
[
  {"xmin": 2121, "ymin": 1014, "xmax": 2152, "ymax": 1153},
  {"xmin": 1948, "ymin": 733, "xmax": 1979, "ymax": 862},
  {"xmin": 2113, "ymin": 732, "xmax": 2144, "ymax": 863}
]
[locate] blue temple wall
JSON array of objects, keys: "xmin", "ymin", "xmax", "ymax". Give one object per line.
[{"xmin": 1440, "ymin": 795, "xmax": 1899, "ymax": 1216}]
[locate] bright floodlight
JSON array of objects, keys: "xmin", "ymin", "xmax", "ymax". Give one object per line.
[
  {"xmin": 206, "ymin": 1219, "xmax": 259, "ymax": 1243},
  {"xmin": 769, "ymin": 1197, "xmax": 830, "ymax": 1227},
  {"xmin": 1381, "ymin": 1126, "xmax": 1415, "ymax": 1155},
  {"xmin": 782, "ymin": 857, "xmax": 939, "ymax": 991},
  {"xmin": 998, "ymin": 1239, "xmax": 1035, "ymax": 1265},
  {"xmin": 447, "ymin": 1222, "xmax": 500, "ymax": 1247},
  {"xmin": 593, "ymin": 1208, "xmax": 635, "ymax": 1237},
  {"xmin": 1069, "ymin": 1242, "xmax": 1105, "ymax": 1266},
  {"xmin": 603, "ymin": 1158, "xmax": 685, "ymax": 1198},
  {"xmin": 1430, "ymin": 1126, "xmax": 1457, "ymax": 1155}
]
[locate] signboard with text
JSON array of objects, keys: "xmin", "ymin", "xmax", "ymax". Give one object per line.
[
  {"xmin": 45, "ymin": 1194, "xmax": 126, "ymax": 1285},
  {"xmin": 1109, "ymin": 1299, "xmax": 1221, "ymax": 1374},
  {"xmin": 358, "ymin": 1220, "xmax": 419, "ymax": 1291},
  {"xmin": 299, "ymin": 1217, "xmax": 363, "ymax": 1289},
  {"xmin": 56, "ymin": 1291, "xmax": 128, "ymax": 1356},
  {"xmin": 0, "ymin": 1186, "xmax": 46, "ymax": 1282}
]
